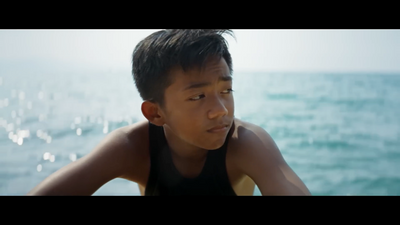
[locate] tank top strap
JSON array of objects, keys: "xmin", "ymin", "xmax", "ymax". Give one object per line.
[{"xmin": 144, "ymin": 121, "xmax": 165, "ymax": 195}]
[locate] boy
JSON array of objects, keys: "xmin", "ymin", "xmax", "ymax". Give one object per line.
[{"xmin": 28, "ymin": 29, "xmax": 311, "ymax": 195}]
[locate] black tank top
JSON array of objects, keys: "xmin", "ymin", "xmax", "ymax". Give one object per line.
[{"xmin": 144, "ymin": 122, "xmax": 237, "ymax": 196}]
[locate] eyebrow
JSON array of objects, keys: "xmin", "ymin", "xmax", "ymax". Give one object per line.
[{"xmin": 183, "ymin": 76, "xmax": 232, "ymax": 91}]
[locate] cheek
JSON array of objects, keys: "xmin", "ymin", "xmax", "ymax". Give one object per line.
[
  {"xmin": 166, "ymin": 106, "xmax": 202, "ymax": 129},
  {"xmin": 228, "ymin": 97, "xmax": 235, "ymax": 110},
  {"xmin": 224, "ymin": 96, "xmax": 235, "ymax": 115}
]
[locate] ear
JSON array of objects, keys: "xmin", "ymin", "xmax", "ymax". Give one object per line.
[{"xmin": 141, "ymin": 101, "xmax": 165, "ymax": 126}]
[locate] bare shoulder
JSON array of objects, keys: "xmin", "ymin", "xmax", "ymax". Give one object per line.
[
  {"xmin": 229, "ymin": 118, "xmax": 285, "ymax": 172},
  {"xmin": 107, "ymin": 119, "xmax": 149, "ymax": 156},
  {"xmin": 27, "ymin": 120, "xmax": 150, "ymax": 195},
  {"xmin": 229, "ymin": 118, "xmax": 277, "ymax": 156},
  {"xmin": 95, "ymin": 119, "xmax": 150, "ymax": 181},
  {"xmin": 86, "ymin": 119, "xmax": 148, "ymax": 161},
  {"xmin": 228, "ymin": 118, "xmax": 311, "ymax": 195}
]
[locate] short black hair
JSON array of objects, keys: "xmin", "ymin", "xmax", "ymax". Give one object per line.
[{"xmin": 132, "ymin": 29, "xmax": 234, "ymax": 108}]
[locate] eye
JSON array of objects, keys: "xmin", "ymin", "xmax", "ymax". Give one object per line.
[
  {"xmin": 189, "ymin": 94, "xmax": 205, "ymax": 101},
  {"xmin": 188, "ymin": 89, "xmax": 233, "ymax": 101},
  {"xmin": 221, "ymin": 88, "xmax": 234, "ymax": 94}
]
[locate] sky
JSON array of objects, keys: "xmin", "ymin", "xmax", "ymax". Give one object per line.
[{"xmin": 0, "ymin": 29, "xmax": 400, "ymax": 74}]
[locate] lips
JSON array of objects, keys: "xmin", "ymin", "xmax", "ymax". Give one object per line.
[{"xmin": 207, "ymin": 124, "xmax": 229, "ymax": 133}]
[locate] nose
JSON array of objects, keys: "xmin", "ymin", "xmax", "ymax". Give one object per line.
[{"xmin": 207, "ymin": 96, "xmax": 228, "ymax": 119}]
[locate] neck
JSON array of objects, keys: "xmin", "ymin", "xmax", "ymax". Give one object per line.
[{"xmin": 162, "ymin": 125, "xmax": 208, "ymax": 162}]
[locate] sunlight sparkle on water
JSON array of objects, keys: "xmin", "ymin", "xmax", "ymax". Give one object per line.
[
  {"xmin": 46, "ymin": 136, "xmax": 52, "ymax": 143},
  {"xmin": 19, "ymin": 92, "xmax": 25, "ymax": 100},
  {"xmin": 41, "ymin": 132, "xmax": 48, "ymax": 140},
  {"xmin": 103, "ymin": 120, "xmax": 109, "ymax": 133},
  {"xmin": 103, "ymin": 126, "xmax": 108, "ymax": 134},
  {"xmin": 43, "ymin": 152, "xmax": 50, "ymax": 160},
  {"xmin": 17, "ymin": 130, "xmax": 30, "ymax": 138},
  {"xmin": 8, "ymin": 132, "xmax": 14, "ymax": 139},
  {"xmin": 69, "ymin": 153, "xmax": 77, "ymax": 162},
  {"xmin": 37, "ymin": 164, "xmax": 42, "ymax": 172},
  {"xmin": 36, "ymin": 130, "xmax": 43, "ymax": 138},
  {"xmin": 25, "ymin": 130, "xmax": 30, "ymax": 137},
  {"xmin": 76, "ymin": 128, "xmax": 82, "ymax": 136},
  {"xmin": 17, "ymin": 137, "xmax": 23, "ymax": 145},
  {"xmin": 49, "ymin": 155, "xmax": 55, "ymax": 162}
]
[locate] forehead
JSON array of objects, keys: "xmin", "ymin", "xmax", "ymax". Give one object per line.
[{"xmin": 167, "ymin": 57, "xmax": 230, "ymax": 87}]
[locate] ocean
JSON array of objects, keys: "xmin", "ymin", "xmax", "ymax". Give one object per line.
[{"xmin": 1, "ymin": 69, "xmax": 399, "ymax": 195}]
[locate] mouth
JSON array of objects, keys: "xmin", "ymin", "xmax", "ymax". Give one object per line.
[{"xmin": 207, "ymin": 124, "xmax": 229, "ymax": 133}]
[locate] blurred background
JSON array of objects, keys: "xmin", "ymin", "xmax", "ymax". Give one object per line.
[{"xmin": 0, "ymin": 29, "xmax": 399, "ymax": 195}]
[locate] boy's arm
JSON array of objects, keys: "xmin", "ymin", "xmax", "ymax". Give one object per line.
[
  {"xmin": 27, "ymin": 128, "xmax": 136, "ymax": 196},
  {"xmin": 236, "ymin": 125, "xmax": 311, "ymax": 196}
]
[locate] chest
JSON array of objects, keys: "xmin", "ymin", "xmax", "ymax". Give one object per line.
[{"xmin": 136, "ymin": 147, "xmax": 254, "ymax": 195}]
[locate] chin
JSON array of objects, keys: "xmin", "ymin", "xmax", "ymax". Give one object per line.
[
  {"xmin": 201, "ymin": 140, "xmax": 226, "ymax": 150},
  {"xmin": 201, "ymin": 133, "xmax": 231, "ymax": 150}
]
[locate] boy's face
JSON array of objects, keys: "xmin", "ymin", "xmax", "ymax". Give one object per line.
[{"xmin": 160, "ymin": 57, "xmax": 234, "ymax": 150}]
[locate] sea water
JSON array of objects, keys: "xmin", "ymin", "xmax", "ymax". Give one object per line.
[{"xmin": 1, "ymin": 70, "xmax": 399, "ymax": 195}]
